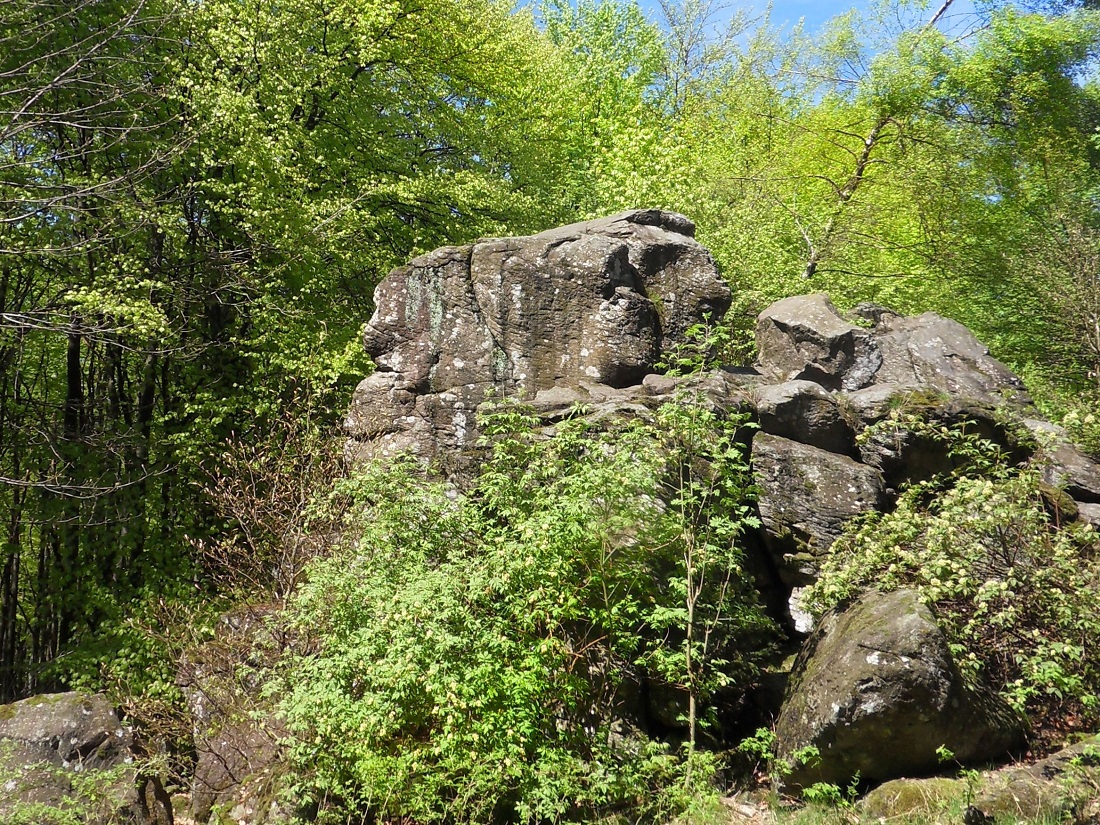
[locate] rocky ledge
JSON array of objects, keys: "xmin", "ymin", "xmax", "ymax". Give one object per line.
[{"xmin": 340, "ymin": 209, "xmax": 1100, "ymax": 805}]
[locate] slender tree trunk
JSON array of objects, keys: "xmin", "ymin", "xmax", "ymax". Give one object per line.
[{"xmin": 802, "ymin": 118, "xmax": 888, "ymax": 278}]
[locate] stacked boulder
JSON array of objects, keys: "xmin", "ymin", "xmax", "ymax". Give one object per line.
[
  {"xmin": 347, "ymin": 211, "xmax": 1100, "ymax": 802},
  {"xmin": 345, "ymin": 209, "xmax": 731, "ymax": 470},
  {"xmin": 341, "ymin": 210, "xmax": 1100, "ymax": 797}
]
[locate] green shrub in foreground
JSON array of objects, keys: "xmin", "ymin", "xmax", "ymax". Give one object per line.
[
  {"xmin": 805, "ymin": 416, "xmax": 1100, "ymax": 731},
  {"xmin": 271, "ymin": 399, "xmax": 775, "ymax": 823}
]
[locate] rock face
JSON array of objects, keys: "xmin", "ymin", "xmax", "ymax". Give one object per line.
[
  {"xmin": 756, "ymin": 295, "xmax": 882, "ymax": 392},
  {"xmin": 0, "ymin": 692, "xmax": 169, "ymax": 824},
  {"xmin": 773, "ymin": 590, "xmax": 1026, "ymax": 791},
  {"xmin": 345, "ymin": 209, "xmax": 730, "ymax": 465},
  {"xmin": 753, "ymin": 433, "xmax": 884, "ymax": 587},
  {"xmin": 753, "ymin": 380, "xmax": 856, "ymax": 457},
  {"xmin": 340, "ymin": 212, "xmax": 1100, "ymax": 796}
]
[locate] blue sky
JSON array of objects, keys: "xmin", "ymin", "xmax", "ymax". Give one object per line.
[{"xmin": 636, "ymin": 0, "xmax": 981, "ymax": 36}]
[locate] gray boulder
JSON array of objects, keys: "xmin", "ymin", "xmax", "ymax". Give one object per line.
[
  {"xmin": 753, "ymin": 379, "xmax": 856, "ymax": 456},
  {"xmin": 755, "ymin": 294, "xmax": 881, "ymax": 391},
  {"xmin": 872, "ymin": 312, "xmax": 1032, "ymax": 408},
  {"xmin": 752, "ymin": 433, "xmax": 884, "ymax": 587},
  {"xmin": 1077, "ymin": 501, "xmax": 1100, "ymax": 527},
  {"xmin": 1039, "ymin": 443, "xmax": 1100, "ymax": 504},
  {"xmin": 1020, "ymin": 420, "xmax": 1100, "ymax": 504},
  {"xmin": 346, "ymin": 210, "xmax": 730, "ymax": 468},
  {"xmin": 756, "ymin": 295, "xmax": 1032, "ymax": 410},
  {"xmin": 774, "ymin": 590, "xmax": 1026, "ymax": 792},
  {"xmin": 0, "ymin": 692, "xmax": 169, "ymax": 824}
]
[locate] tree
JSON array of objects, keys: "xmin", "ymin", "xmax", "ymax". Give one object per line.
[
  {"xmin": 0, "ymin": 0, "xmax": 607, "ymax": 700},
  {"xmin": 651, "ymin": 0, "xmax": 1100, "ymax": 375},
  {"xmin": 0, "ymin": 0, "xmax": 200, "ymax": 699}
]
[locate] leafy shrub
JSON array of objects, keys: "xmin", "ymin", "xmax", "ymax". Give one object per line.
[
  {"xmin": 1059, "ymin": 400, "xmax": 1100, "ymax": 461},
  {"xmin": 805, "ymin": 415, "xmax": 1100, "ymax": 732},
  {"xmin": 271, "ymin": 396, "xmax": 775, "ymax": 823}
]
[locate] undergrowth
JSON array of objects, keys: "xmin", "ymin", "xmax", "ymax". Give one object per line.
[
  {"xmin": 269, "ymin": 395, "xmax": 776, "ymax": 823},
  {"xmin": 805, "ymin": 413, "xmax": 1100, "ymax": 735}
]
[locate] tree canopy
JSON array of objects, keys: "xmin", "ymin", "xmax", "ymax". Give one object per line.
[{"xmin": 1, "ymin": 0, "xmax": 1099, "ymax": 744}]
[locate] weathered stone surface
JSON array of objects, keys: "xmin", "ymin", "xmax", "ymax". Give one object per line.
[
  {"xmin": 972, "ymin": 735, "xmax": 1100, "ymax": 823},
  {"xmin": 854, "ymin": 400, "xmax": 1017, "ymax": 492},
  {"xmin": 179, "ymin": 607, "xmax": 292, "ymax": 825},
  {"xmin": 1077, "ymin": 501, "xmax": 1100, "ymax": 528},
  {"xmin": 0, "ymin": 692, "xmax": 167, "ymax": 824},
  {"xmin": 755, "ymin": 294, "xmax": 882, "ymax": 391},
  {"xmin": 0, "ymin": 692, "xmax": 133, "ymax": 768},
  {"xmin": 1020, "ymin": 419, "xmax": 1100, "ymax": 504},
  {"xmin": 774, "ymin": 590, "xmax": 1026, "ymax": 792},
  {"xmin": 858, "ymin": 776, "xmax": 966, "ymax": 819},
  {"xmin": 752, "ymin": 433, "xmax": 884, "ymax": 586},
  {"xmin": 757, "ymin": 295, "xmax": 1032, "ymax": 409},
  {"xmin": 872, "ymin": 312, "xmax": 1031, "ymax": 406},
  {"xmin": 1041, "ymin": 443, "xmax": 1100, "ymax": 504},
  {"xmin": 839, "ymin": 383, "xmax": 908, "ymax": 424},
  {"xmin": 346, "ymin": 209, "xmax": 730, "ymax": 467},
  {"xmin": 753, "ymin": 379, "xmax": 856, "ymax": 456},
  {"xmin": 860, "ymin": 736, "xmax": 1100, "ymax": 824}
]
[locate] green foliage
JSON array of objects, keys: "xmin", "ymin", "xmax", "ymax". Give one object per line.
[
  {"xmin": 273, "ymin": 397, "xmax": 774, "ymax": 823},
  {"xmin": 738, "ymin": 726, "xmax": 778, "ymax": 762},
  {"xmin": 806, "ymin": 416, "xmax": 1100, "ymax": 729},
  {"xmin": 801, "ymin": 773, "xmax": 859, "ymax": 809},
  {"xmin": 735, "ymin": 729, "xmax": 828, "ymax": 787},
  {"xmin": 656, "ymin": 315, "xmax": 734, "ymax": 377}
]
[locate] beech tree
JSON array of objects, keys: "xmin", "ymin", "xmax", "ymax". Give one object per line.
[
  {"xmin": 0, "ymin": 0, "xmax": 197, "ymax": 699},
  {"xmin": 0, "ymin": 0, "xmax": 598, "ymax": 698},
  {"xmin": 637, "ymin": 0, "xmax": 1100, "ymax": 376}
]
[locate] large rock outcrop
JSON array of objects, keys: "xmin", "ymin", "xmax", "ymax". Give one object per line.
[
  {"xmin": 345, "ymin": 209, "xmax": 730, "ymax": 466},
  {"xmin": 344, "ymin": 213, "xmax": 1100, "ymax": 620},
  {"xmin": 338, "ymin": 212, "xmax": 1100, "ymax": 797}
]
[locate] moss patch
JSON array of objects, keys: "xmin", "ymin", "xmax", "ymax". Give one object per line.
[{"xmin": 859, "ymin": 777, "xmax": 964, "ymax": 818}]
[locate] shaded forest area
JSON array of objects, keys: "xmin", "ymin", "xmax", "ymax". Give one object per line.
[{"xmin": 2, "ymin": 0, "xmax": 1100, "ymax": 751}]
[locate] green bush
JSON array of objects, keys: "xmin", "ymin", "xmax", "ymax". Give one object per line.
[
  {"xmin": 805, "ymin": 416, "xmax": 1100, "ymax": 731},
  {"xmin": 271, "ymin": 396, "xmax": 775, "ymax": 823}
]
